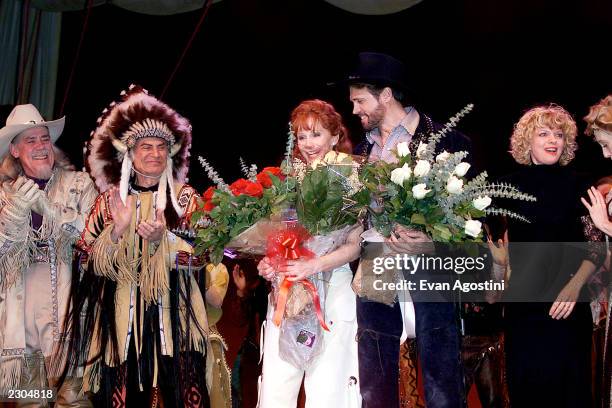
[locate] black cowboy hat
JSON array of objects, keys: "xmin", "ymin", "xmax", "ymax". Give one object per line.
[{"xmin": 345, "ymin": 52, "xmax": 410, "ymax": 92}]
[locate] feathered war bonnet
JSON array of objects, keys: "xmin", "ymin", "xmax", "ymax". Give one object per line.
[{"xmin": 86, "ymin": 85, "xmax": 192, "ymax": 216}]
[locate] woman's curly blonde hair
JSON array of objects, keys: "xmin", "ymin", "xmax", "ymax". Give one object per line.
[
  {"xmin": 584, "ymin": 95, "xmax": 612, "ymax": 136},
  {"xmin": 510, "ymin": 104, "xmax": 577, "ymax": 166}
]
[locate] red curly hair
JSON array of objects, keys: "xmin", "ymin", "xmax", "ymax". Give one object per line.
[{"xmin": 290, "ymin": 99, "xmax": 351, "ymax": 161}]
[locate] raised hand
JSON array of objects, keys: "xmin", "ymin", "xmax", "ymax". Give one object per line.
[
  {"xmin": 137, "ymin": 208, "xmax": 166, "ymax": 243},
  {"xmin": 581, "ymin": 187, "xmax": 611, "ymax": 234},
  {"xmin": 10, "ymin": 176, "xmax": 41, "ymax": 208},
  {"xmin": 109, "ymin": 186, "xmax": 133, "ymax": 242}
]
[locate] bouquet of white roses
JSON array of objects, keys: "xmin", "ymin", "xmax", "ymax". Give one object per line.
[{"xmin": 360, "ymin": 105, "xmax": 536, "ymax": 243}]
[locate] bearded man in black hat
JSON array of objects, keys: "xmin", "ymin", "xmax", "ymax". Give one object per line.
[{"xmin": 348, "ymin": 52, "xmax": 471, "ymax": 408}]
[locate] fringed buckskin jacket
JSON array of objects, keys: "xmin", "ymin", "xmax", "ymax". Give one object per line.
[
  {"xmin": 0, "ymin": 168, "xmax": 97, "ymax": 393},
  {"xmin": 74, "ymin": 182, "xmax": 213, "ymax": 396}
]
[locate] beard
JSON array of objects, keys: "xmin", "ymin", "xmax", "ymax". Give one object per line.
[
  {"xmin": 23, "ymin": 149, "xmax": 54, "ymax": 179},
  {"xmin": 34, "ymin": 163, "xmax": 54, "ymax": 179},
  {"xmin": 362, "ymin": 104, "xmax": 385, "ymax": 131},
  {"xmin": 27, "ymin": 161, "xmax": 53, "ymax": 179}
]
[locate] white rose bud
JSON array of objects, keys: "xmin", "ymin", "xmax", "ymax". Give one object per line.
[
  {"xmin": 413, "ymin": 160, "xmax": 431, "ymax": 177},
  {"xmin": 436, "ymin": 151, "xmax": 451, "ymax": 162},
  {"xmin": 464, "ymin": 219, "xmax": 482, "ymax": 238},
  {"xmin": 396, "ymin": 142, "xmax": 410, "ymax": 158},
  {"xmin": 412, "ymin": 183, "xmax": 431, "ymax": 199},
  {"xmin": 446, "ymin": 175, "xmax": 464, "ymax": 194},
  {"xmin": 390, "ymin": 163, "xmax": 412, "ymax": 186},
  {"xmin": 473, "ymin": 196, "xmax": 492, "ymax": 211},
  {"xmin": 454, "ymin": 162, "xmax": 471, "ymax": 177},
  {"xmin": 416, "ymin": 142, "xmax": 428, "ymax": 158}
]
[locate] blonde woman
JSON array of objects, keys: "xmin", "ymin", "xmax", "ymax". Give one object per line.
[{"xmin": 502, "ymin": 105, "xmax": 599, "ymax": 407}]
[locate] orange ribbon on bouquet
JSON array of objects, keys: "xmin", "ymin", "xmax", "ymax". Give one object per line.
[
  {"xmin": 268, "ymin": 227, "xmax": 330, "ymax": 331},
  {"xmin": 280, "ymin": 236, "xmax": 302, "ymax": 260}
]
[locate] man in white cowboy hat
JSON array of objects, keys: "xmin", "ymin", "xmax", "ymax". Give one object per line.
[{"xmin": 0, "ymin": 104, "xmax": 96, "ymax": 407}]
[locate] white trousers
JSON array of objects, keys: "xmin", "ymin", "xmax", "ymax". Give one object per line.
[{"xmin": 258, "ymin": 265, "xmax": 361, "ymax": 408}]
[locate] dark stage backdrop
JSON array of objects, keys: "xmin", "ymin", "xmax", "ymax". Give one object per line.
[{"xmin": 55, "ymin": 0, "xmax": 612, "ymax": 193}]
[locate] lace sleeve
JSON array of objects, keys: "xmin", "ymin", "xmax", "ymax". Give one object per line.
[
  {"xmin": 582, "ymin": 215, "xmax": 605, "ymax": 242},
  {"xmin": 582, "ymin": 215, "xmax": 607, "ymax": 267}
]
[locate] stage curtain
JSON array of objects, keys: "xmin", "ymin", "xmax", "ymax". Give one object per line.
[
  {"xmin": 29, "ymin": 0, "xmax": 219, "ymax": 15},
  {"xmin": 28, "ymin": 0, "xmax": 422, "ymax": 16},
  {"xmin": 2, "ymin": 0, "xmax": 423, "ymax": 117},
  {"xmin": 0, "ymin": 0, "xmax": 61, "ymax": 119}
]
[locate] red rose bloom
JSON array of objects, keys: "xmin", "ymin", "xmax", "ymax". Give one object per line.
[
  {"xmin": 244, "ymin": 181, "xmax": 264, "ymax": 197},
  {"xmin": 203, "ymin": 200, "xmax": 216, "ymax": 212},
  {"xmin": 256, "ymin": 167, "xmax": 284, "ymax": 188},
  {"xmin": 201, "ymin": 186, "xmax": 217, "ymax": 212},
  {"xmin": 230, "ymin": 179, "xmax": 249, "ymax": 196},
  {"xmin": 230, "ymin": 179, "xmax": 264, "ymax": 198},
  {"xmin": 203, "ymin": 186, "xmax": 216, "ymax": 201}
]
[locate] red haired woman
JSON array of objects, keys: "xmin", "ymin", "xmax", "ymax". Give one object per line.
[{"xmin": 257, "ymin": 100, "xmax": 362, "ymax": 408}]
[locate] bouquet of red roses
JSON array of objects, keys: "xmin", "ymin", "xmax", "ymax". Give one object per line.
[{"xmin": 193, "ymin": 159, "xmax": 296, "ymax": 264}]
